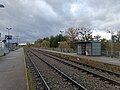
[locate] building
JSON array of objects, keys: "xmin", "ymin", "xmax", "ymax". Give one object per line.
[
  {"xmin": 0, "ymin": 39, "xmax": 9, "ymax": 56},
  {"xmin": 76, "ymin": 41, "xmax": 101, "ymax": 56}
]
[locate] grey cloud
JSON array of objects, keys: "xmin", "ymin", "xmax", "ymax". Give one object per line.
[{"xmin": 0, "ymin": 0, "xmax": 120, "ymax": 43}]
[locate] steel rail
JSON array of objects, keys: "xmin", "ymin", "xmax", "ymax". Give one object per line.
[
  {"xmin": 33, "ymin": 49, "xmax": 120, "ymax": 86},
  {"xmin": 38, "ymin": 49, "xmax": 120, "ymax": 77},
  {"xmin": 29, "ymin": 49, "xmax": 87, "ymax": 90},
  {"xmin": 25, "ymin": 49, "xmax": 51, "ymax": 90}
]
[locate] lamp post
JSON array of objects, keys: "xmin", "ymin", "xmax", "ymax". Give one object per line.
[
  {"xmin": 60, "ymin": 30, "xmax": 64, "ymax": 52},
  {"xmin": 60, "ymin": 30, "xmax": 64, "ymax": 34},
  {"xmin": 107, "ymin": 30, "xmax": 113, "ymax": 57},
  {"xmin": 0, "ymin": 4, "xmax": 5, "ymax": 8},
  {"xmin": 6, "ymin": 28, "xmax": 12, "ymax": 50}
]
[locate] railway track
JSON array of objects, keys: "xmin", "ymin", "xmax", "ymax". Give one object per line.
[
  {"xmin": 37, "ymin": 50, "xmax": 120, "ymax": 84},
  {"xmin": 30, "ymin": 48, "xmax": 120, "ymax": 89},
  {"xmin": 25, "ymin": 50, "xmax": 50, "ymax": 90},
  {"xmin": 25, "ymin": 48, "xmax": 87, "ymax": 90},
  {"xmin": 37, "ymin": 49, "xmax": 120, "ymax": 77},
  {"xmin": 35, "ymin": 49, "xmax": 120, "ymax": 79}
]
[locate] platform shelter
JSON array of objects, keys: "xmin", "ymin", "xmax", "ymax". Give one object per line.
[{"xmin": 76, "ymin": 41, "xmax": 101, "ymax": 56}]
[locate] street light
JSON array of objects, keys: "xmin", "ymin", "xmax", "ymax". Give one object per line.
[
  {"xmin": 0, "ymin": 4, "xmax": 5, "ymax": 8},
  {"xmin": 60, "ymin": 30, "xmax": 64, "ymax": 42},
  {"xmin": 6, "ymin": 28, "xmax": 12, "ymax": 50},
  {"xmin": 107, "ymin": 30, "xmax": 113, "ymax": 57}
]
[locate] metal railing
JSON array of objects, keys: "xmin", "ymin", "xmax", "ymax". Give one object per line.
[
  {"xmin": 101, "ymin": 51, "xmax": 120, "ymax": 58},
  {"xmin": 42, "ymin": 48, "xmax": 77, "ymax": 53}
]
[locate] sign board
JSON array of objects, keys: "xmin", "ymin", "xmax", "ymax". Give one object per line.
[
  {"xmin": 2, "ymin": 39, "xmax": 6, "ymax": 42},
  {"xmin": 58, "ymin": 42, "xmax": 62, "ymax": 44},
  {"xmin": 5, "ymin": 35, "xmax": 12, "ymax": 40}
]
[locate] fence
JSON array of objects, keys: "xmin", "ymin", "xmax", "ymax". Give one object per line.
[
  {"xmin": 42, "ymin": 48, "xmax": 77, "ymax": 53},
  {"xmin": 101, "ymin": 51, "xmax": 120, "ymax": 58},
  {"xmin": 39, "ymin": 47, "xmax": 120, "ymax": 58}
]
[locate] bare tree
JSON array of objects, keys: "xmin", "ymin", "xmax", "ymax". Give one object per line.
[
  {"xmin": 94, "ymin": 34, "xmax": 101, "ymax": 41},
  {"xmin": 65, "ymin": 27, "xmax": 78, "ymax": 49},
  {"xmin": 66, "ymin": 27, "xmax": 78, "ymax": 42},
  {"xmin": 77, "ymin": 27, "xmax": 93, "ymax": 41}
]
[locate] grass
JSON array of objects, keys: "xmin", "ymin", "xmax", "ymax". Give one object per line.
[
  {"xmin": 24, "ymin": 50, "xmax": 36, "ymax": 90},
  {"xmin": 27, "ymin": 69, "xmax": 36, "ymax": 90}
]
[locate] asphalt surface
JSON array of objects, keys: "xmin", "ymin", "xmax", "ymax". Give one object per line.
[{"xmin": 0, "ymin": 48, "xmax": 27, "ymax": 90}]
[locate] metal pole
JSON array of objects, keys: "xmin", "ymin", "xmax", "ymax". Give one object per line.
[
  {"xmin": 107, "ymin": 30, "xmax": 113, "ymax": 57},
  {"xmin": 111, "ymin": 32, "xmax": 113, "ymax": 57},
  {"xmin": 8, "ymin": 29, "xmax": 9, "ymax": 50},
  {"xmin": 6, "ymin": 28, "xmax": 12, "ymax": 50},
  {"xmin": 60, "ymin": 30, "xmax": 64, "ymax": 52}
]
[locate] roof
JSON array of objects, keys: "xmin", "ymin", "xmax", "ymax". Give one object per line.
[{"xmin": 75, "ymin": 41, "xmax": 101, "ymax": 44}]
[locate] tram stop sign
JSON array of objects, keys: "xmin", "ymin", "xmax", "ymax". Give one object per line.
[{"xmin": 5, "ymin": 35, "xmax": 12, "ymax": 40}]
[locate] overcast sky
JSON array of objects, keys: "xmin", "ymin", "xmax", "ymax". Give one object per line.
[{"xmin": 0, "ymin": 0, "xmax": 120, "ymax": 43}]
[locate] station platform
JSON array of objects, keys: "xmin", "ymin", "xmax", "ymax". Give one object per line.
[
  {"xmin": 0, "ymin": 48, "xmax": 27, "ymax": 90},
  {"xmin": 67, "ymin": 53, "xmax": 120, "ymax": 66}
]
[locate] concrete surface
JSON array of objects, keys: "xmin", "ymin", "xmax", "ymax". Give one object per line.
[
  {"xmin": 0, "ymin": 48, "xmax": 27, "ymax": 90},
  {"xmin": 64, "ymin": 53, "xmax": 120, "ymax": 66},
  {"xmin": 68, "ymin": 53, "xmax": 120, "ymax": 66},
  {"xmin": 91, "ymin": 57, "xmax": 120, "ymax": 66}
]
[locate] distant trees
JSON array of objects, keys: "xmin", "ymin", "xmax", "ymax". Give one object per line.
[
  {"xmin": 111, "ymin": 31, "xmax": 120, "ymax": 51},
  {"xmin": 58, "ymin": 41, "xmax": 70, "ymax": 49},
  {"xmin": 100, "ymin": 31, "xmax": 120, "ymax": 52},
  {"xmin": 34, "ymin": 26, "xmax": 93, "ymax": 49},
  {"xmin": 34, "ymin": 38, "xmax": 43, "ymax": 47},
  {"xmin": 33, "ymin": 27, "xmax": 120, "ymax": 54},
  {"xmin": 26, "ymin": 43, "xmax": 33, "ymax": 47},
  {"xmin": 101, "ymin": 38, "xmax": 110, "ymax": 51},
  {"xmin": 41, "ymin": 40, "xmax": 50, "ymax": 48},
  {"xmin": 49, "ymin": 34, "xmax": 64, "ymax": 48},
  {"xmin": 34, "ymin": 34, "xmax": 69, "ymax": 49}
]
